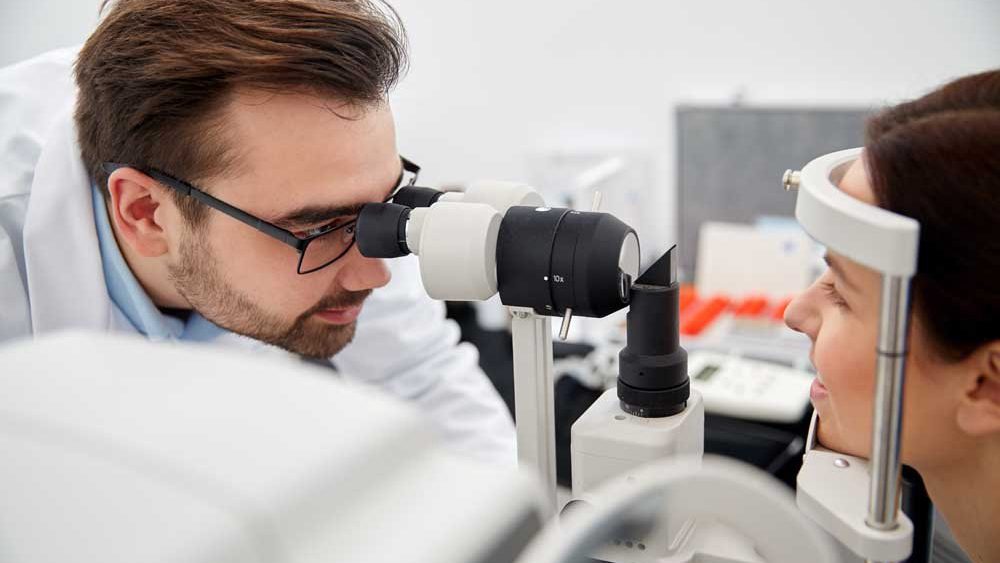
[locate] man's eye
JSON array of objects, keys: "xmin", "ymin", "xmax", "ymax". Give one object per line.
[{"xmin": 295, "ymin": 219, "xmax": 351, "ymax": 239}]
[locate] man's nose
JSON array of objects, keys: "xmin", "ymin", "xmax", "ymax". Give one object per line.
[{"xmin": 337, "ymin": 246, "xmax": 391, "ymax": 292}]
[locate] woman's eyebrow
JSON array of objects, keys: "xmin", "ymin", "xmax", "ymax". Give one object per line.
[{"xmin": 824, "ymin": 253, "xmax": 861, "ymax": 292}]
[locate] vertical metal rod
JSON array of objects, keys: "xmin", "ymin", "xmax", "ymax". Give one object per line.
[
  {"xmin": 558, "ymin": 308, "xmax": 573, "ymax": 341},
  {"xmin": 866, "ymin": 275, "xmax": 912, "ymax": 534},
  {"xmin": 591, "ymin": 191, "xmax": 603, "ymax": 212},
  {"xmin": 511, "ymin": 310, "xmax": 558, "ymax": 516}
]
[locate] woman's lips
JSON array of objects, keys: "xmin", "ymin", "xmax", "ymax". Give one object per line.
[
  {"xmin": 810, "ymin": 377, "xmax": 829, "ymax": 402},
  {"xmin": 314, "ymin": 305, "xmax": 363, "ymax": 325}
]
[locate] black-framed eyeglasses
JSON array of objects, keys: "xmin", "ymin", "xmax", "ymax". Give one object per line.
[{"xmin": 101, "ymin": 157, "xmax": 420, "ymax": 274}]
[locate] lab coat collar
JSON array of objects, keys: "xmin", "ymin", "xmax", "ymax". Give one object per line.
[
  {"xmin": 90, "ymin": 184, "xmax": 185, "ymax": 340},
  {"xmin": 21, "ymin": 106, "xmax": 122, "ymax": 334},
  {"xmin": 19, "ymin": 105, "xmax": 289, "ymax": 354},
  {"xmin": 90, "ymin": 183, "xmax": 227, "ymax": 343}
]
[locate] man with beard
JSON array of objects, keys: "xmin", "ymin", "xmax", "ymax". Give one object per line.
[{"xmin": 0, "ymin": 0, "xmax": 514, "ymax": 463}]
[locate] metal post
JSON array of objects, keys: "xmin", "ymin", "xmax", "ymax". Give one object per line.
[
  {"xmin": 866, "ymin": 275, "xmax": 912, "ymax": 542},
  {"xmin": 511, "ymin": 308, "xmax": 558, "ymax": 515}
]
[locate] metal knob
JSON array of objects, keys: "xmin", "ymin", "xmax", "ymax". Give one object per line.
[
  {"xmin": 558, "ymin": 308, "xmax": 573, "ymax": 340},
  {"xmin": 782, "ymin": 169, "xmax": 801, "ymax": 191},
  {"xmin": 591, "ymin": 191, "xmax": 603, "ymax": 212}
]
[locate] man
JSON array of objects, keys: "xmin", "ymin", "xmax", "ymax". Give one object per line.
[{"xmin": 0, "ymin": 0, "xmax": 514, "ymax": 463}]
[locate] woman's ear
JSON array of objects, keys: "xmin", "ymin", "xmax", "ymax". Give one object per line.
[
  {"xmin": 106, "ymin": 167, "xmax": 172, "ymax": 257},
  {"xmin": 956, "ymin": 343, "xmax": 1000, "ymax": 437}
]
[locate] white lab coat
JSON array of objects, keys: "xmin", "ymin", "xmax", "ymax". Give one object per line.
[{"xmin": 0, "ymin": 48, "xmax": 516, "ymax": 465}]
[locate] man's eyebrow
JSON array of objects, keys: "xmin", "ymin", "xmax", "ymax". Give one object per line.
[
  {"xmin": 271, "ymin": 162, "xmax": 405, "ymax": 229},
  {"xmin": 824, "ymin": 253, "xmax": 860, "ymax": 292},
  {"xmin": 271, "ymin": 204, "xmax": 363, "ymax": 229}
]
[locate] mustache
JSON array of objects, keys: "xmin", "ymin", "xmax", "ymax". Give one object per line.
[{"xmin": 304, "ymin": 289, "xmax": 372, "ymax": 317}]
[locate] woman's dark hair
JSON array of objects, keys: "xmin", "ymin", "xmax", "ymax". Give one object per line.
[{"xmin": 864, "ymin": 69, "xmax": 1000, "ymax": 360}]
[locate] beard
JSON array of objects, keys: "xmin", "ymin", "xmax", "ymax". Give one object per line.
[{"xmin": 167, "ymin": 233, "xmax": 369, "ymax": 359}]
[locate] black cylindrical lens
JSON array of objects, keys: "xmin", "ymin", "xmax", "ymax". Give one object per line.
[
  {"xmin": 356, "ymin": 202, "xmax": 412, "ymax": 258},
  {"xmin": 391, "ymin": 186, "xmax": 444, "ymax": 209},
  {"xmin": 496, "ymin": 206, "xmax": 569, "ymax": 314},
  {"xmin": 495, "ymin": 206, "xmax": 636, "ymax": 319},
  {"xmin": 557, "ymin": 211, "xmax": 636, "ymax": 318},
  {"xmin": 617, "ymin": 248, "xmax": 690, "ymax": 418}
]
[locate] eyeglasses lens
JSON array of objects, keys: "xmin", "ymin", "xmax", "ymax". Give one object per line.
[{"xmin": 299, "ymin": 224, "xmax": 356, "ymax": 273}]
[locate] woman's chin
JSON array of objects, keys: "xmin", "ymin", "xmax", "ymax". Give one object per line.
[{"xmin": 816, "ymin": 418, "xmax": 867, "ymax": 458}]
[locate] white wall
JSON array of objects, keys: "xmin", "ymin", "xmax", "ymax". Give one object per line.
[
  {"xmin": 3, "ymin": 0, "xmax": 999, "ymax": 251},
  {"xmin": 388, "ymin": 0, "xmax": 1000, "ymax": 251},
  {"xmin": 0, "ymin": 1, "xmax": 102, "ymax": 66}
]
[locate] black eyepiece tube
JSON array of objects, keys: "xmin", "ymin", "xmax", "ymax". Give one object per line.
[
  {"xmin": 356, "ymin": 202, "xmax": 412, "ymax": 258},
  {"xmin": 496, "ymin": 206, "xmax": 636, "ymax": 318},
  {"xmin": 391, "ymin": 186, "xmax": 444, "ymax": 209},
  {"xmin": 617, "ymin": 246, "xmax": 689, "ymax": 418}
]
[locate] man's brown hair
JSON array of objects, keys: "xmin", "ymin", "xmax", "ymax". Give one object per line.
[{"xmin": 75, "ymin": 0, "xmax": 408, "ymax": 224}]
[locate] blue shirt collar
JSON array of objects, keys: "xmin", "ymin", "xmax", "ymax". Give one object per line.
[{"xmin": 92, "ymin": 186, "xmax": 224, "ymax": 343}]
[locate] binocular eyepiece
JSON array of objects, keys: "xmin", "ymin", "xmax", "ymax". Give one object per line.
[
  {"xmin": 355, "ymin": 187, "xmax": 688, "ymax": 418},
  {"xmin": 355, "ymin": 189, "xmax": 639, "ymax": 319}
]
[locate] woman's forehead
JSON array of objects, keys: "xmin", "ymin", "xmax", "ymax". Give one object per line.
[{"xmin": 837, "ymin": 156, "xmax": 877, "ymax": 206}]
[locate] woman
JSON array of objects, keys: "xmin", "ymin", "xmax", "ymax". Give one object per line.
[{"xmin": 784, "ymin": 69, "xmax": 1000, "ymax": 563}]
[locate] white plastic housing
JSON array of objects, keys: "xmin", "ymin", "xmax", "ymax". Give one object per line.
[
  {"xmin": 510, "ymin": 309, "xmax": 559, "ymax": 516},
  {"xmin": 797, "ymin": 413, "xmax": 913, "ymax": 562},
  {"xmin": 522, "ymin": 457, "xmax": 837, "ymax": 563},
  {"xmin": 439, "ymin": 180, "xmax": 545, "ymax": 215},
  {"xmin": 0, "ymin": 333, "xmax": 544, "ymax": 563},
  {"xmin": 406, "ymin": 202, "xmax": 502, "ymax": 301},
  {"xmin": 571, "ymin": 389, "xmax": 705, "ymax": 497},
  {"xmin": 795, "ymin": 147, "xmax": 919, "ymax": 277}
]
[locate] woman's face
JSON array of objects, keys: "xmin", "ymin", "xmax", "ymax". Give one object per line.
[{"xmin": 783, "ymin": 157, "xmax": 964, "ymax": 465}]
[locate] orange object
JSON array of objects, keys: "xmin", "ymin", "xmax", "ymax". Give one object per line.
[
  {"xmin": 678, "ymin": 284, "xmax": 698, "ymax": 313},
  {"xmin": 680, "ymin": 296, "xmax": 730, "ymax": 336},
  {"xmin": 771, "ymin": 296, "xmax": 794, "ymax": 321},
  {"xmin": 733, "ymin": 295, "xmax": 768, "ymax": 317}
]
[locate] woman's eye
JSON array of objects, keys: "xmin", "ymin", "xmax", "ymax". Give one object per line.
[{"xmin": 820, "ymin": 281, "xmax": 849, "ymax": 310}]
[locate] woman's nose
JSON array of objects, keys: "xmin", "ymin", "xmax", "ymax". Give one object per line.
[
  {"xmin": 784, "ymin": 288, "xmax": 820, "ymax": 340},
  {"xmin": 337, "ymin": 246, "xmax": 391, "ymax": 293}
]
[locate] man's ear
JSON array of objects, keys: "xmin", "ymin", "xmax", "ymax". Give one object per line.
[
  {"xmin": 106, "ymin": 167, "xmax": 172, "ymax": 257},
  {"xmin": 956, "ymin": 343, "xmax": 1000, "ymax": 437}
]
